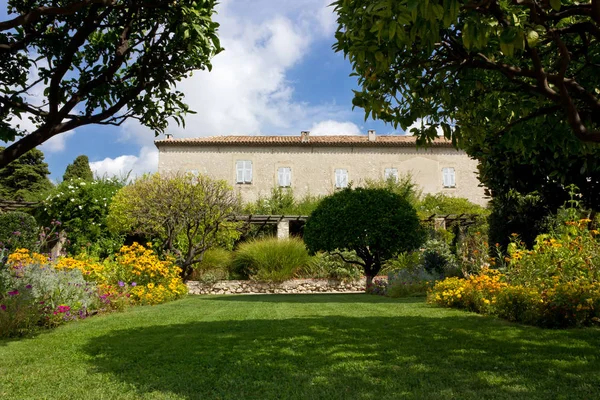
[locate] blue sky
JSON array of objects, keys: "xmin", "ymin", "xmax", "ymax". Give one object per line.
[{"xmin": 2, "ymin": 0, "xmax": 409, "ymax": 180}]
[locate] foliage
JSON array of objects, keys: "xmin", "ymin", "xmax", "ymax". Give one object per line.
[
  {"xmin": 37, "ymin": 177, "xmax": 124, "ymax": 257},
  {"xmin": 63, "ymin": 155, "xmax": 93, "ymax": 182},
  {"xmin": 421, "ymin": 239, "xmax": 460, "ymax": 278},
  {"xmin": 416, "ymin": 193, "xmax": 489, "ymax": 218},
  {"xmin": 386, "ymin": 267, "xmax": 437, "ymax": 298},
  {"xmin": 0, "ymin": 211, "xmax": 38, "ymax": 252},
  {"xmin": 108, "ymin": 173, "xmax": 241, "ymax": 279},
  {"xmin": 231, "ymin": 237, "xmax": 310, "ymax": 282},
  {"xmin": 488, "ymin": 190, "xmax": 550, "ymax": 251},
  {"xmin": 332, "ymin": 0, "xmax": 600, "ymax": 144},
  {"xmin": 0, "ymin": 147, "xmax": 52, "ymax": 200},
  {"xmin": 189, "ymin": 248, "xmax": 233, "ymax": 283},
  {"xmin": 304, "ymin": 187, "xmax": 425, "ymax": 285},
  {"xmin": 245, "ymin": 187, "xmax": 323, "ymax": 216},
  {"xmin": 361, "ymin": 173, "xmax": 421, "ymax": 205},
  {"xmin": 0, "ymin": 0, "xmax": 222, "ymax": 167},
  {"xmin": 384, "ymin": 251, "xmax": 422, "ymax": 272},
  {"xmin": 300, "ymin": 251, "xmax": 363, "ymax": 282}
]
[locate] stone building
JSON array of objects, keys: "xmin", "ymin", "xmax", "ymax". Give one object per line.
[{"xmin": 155, "ymin": 131, "xmax": 487, "ymax": 206}]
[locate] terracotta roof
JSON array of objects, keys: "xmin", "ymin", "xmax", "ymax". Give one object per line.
[{"xmin": 154, "ymin": 135, "xmax": 453, "ymax": 147}]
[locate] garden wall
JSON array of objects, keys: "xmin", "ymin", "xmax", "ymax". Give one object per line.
[{"xmin": 186, "ymin": 278, "xmax": 381, "ymax": 295}]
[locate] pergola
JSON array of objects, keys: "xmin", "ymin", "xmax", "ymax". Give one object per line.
[{"xmin": 232, "ymin": 213, "xmax": 482, "ymax": 239}]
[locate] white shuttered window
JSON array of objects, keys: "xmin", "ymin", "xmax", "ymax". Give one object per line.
[
  {"xmin": 335, "ymin": 169, "xmax": 349, "ymax": 188},
  {"xmin": 442, "ymin": 167, "xmax": 456, "ymax": 188},
  {"xmin": 236, "ymin": 160, "xmax": 253, "ymax": 184},
  {"xmin": 384, "ymin": 168, "xmax": 398, "ymax": 182},
  {"xmin": 278, "ymin": 167, "xmax": 291, "ymax": 187}
]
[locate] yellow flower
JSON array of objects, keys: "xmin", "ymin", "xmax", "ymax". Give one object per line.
[{"xmin": 147, "ymin": 283, "xmax": 155, "ymax": 289}]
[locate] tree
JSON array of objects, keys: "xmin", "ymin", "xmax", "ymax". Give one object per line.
[
  {"xmin": 107, "ymin": 173, "xmax": 242, "ymax": 280},
  {"xmin": 63, "ymin": 155, "xmax": 93, "ymax": 182},
  {"xmin": 0, "ymin": 146, "xmax": 52, "ymax": 200},
  {"xmin": 332, "ymin": 0, "xmax": 600, "ymax": 144},
  {"xmin": 0, "ymin": 0, "xmax": 222, "ymax": 167},
  {"xmin": 303, "ymin": 187, "xmax": 425, "ymax": 287}
]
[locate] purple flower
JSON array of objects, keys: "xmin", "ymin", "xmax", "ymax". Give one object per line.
[
  {"xmin": 131, "ymin": 282, "xmax": 137, "ymax": 287},
  {"xmin": 25, "ymin": 284, "xmax": 32, "ymax": 289},
  {"xmin": 8, "ymin": 290, "xmax": 19, "ymax": 296},
  {"xmin": 12, "ymin": 231, "xmax": 21, "ymax": 236},
  {"xmin": 118, "ymin": 281, "xmax": 125, "ymax": 287},
  {"xmin": 0, "ymin": 305, "xmax": 6, "ymax": 311}
]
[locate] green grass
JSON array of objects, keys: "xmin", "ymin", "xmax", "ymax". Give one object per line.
[{"xmin": 1, "ymin": 294, "xmax": 599, "ymax": 399}]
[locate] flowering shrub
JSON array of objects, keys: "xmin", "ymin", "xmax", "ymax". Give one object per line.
[
  {"xmin": 428, "ymin": 220, "xmax": 600, "ymax": 328},
  {"xmin": 0, "ymin": 259, "xmax": 102, "ymax": 337},
  {"xmin": 457, "ymin": 230, "xmax": 490, "ymax": 276},
  {"xmin": 37, "ymin": 178, "xmax": 124, "ymax": 257},
  {"xmin": 366, "ymin": 278, "xmax": 388, "ymax": 295},
  {"xmin": 385, "ymin": 267, "xmax": 438, "ymax": 298},
  {"xmin": 111, "ymin": 243, "xmax": 187, "ymax": 305}
]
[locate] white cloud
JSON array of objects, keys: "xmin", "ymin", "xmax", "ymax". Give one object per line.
[
  {"xmin": 90, "ymin": 146, "xmax": 158, "ymax": 179},
  {"xmin": 309, "ymin": 120, "xmax": 361, "ymax": 135},
  {"xmin": 40, "ymin": 130, "xmax": 75, "ymax": 153}
]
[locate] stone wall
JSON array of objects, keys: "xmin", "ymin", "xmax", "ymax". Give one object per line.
[{"xmin": 187, "ymin": 278, "xmax": 374, "ymax": 295}]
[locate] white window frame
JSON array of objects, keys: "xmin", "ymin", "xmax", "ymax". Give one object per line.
[
  {"xmin": 278, "ymin": 167, "xmax": 291, "ymax": 188},
  {"xmin": 236, "ymin": 160, "xmax": 253, "ymax": 184},
  {"xmin": 334, "ymin": 168, "xmax": 349, "ymax": 189},
  {"xmin": 384, "ymin": 167, "xmax": 399, "ymax": 182},
  {"xmin": 442, "ymin": 167, "xmax": 456, "ymax": 188}
]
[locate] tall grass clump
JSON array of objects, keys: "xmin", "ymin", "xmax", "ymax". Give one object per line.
[
  {"xmin": 231, "ymin": 237, "xmax": 310, "ymax": 281},
  {"xmin": 190, "ymin": 248, "xmax": 233, "ymax": 282}
]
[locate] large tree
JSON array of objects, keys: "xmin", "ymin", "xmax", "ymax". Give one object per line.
[
  {"xmin": 0, "ymin": 0, "xmax": 222, "ymax": 167},
  {"xmin": 303, "ymin": 187, "xmax": 425, "ymax": 287},
  {"xmin": 107, "ymin": 173, "xmax": 242, "ymax": 280},
  {"xmin": 0, "ymin": 146, "xmax": 52, "ymax": 200},
  {"xmin": 332, "ymin": 0, "xmax": 600, "ymax": 144},
  {"xmin": 63, "ymin": 155, "xmax": 93, "ymax": 181}
]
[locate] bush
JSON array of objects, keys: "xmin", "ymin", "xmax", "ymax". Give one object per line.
[
  {"xmin": 37, "ymin": 178, "xmax": 124, "ymax": 257},
  {"xmin": 422, "ymin": 239, "xmax": 460, "ymax": 278},
  {"xmin": 0, "ymin": 211, "xmax": 38, "ymax": 252},
  {"xmin": 190, "ymin": 248, "xmax": 233, "ymax": 282},
  {"xmin": 1, "ymin": 256, "xmax": 102, "ymax": 337},
  {"xmin": 231, "ymin": 237, "xmax": 310, "ymax": 282},
  {"xmin": 300, "ymin": 251, "xmax": 363, "ymax": 281},
  {"xmin": 304, "ymin": 187, "xmax": 425, "ymax": 286}
]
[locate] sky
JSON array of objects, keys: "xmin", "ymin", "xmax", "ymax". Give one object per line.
[{"xmin": 2, "ymin": 0, "xmax": 413, "ymax": 181}]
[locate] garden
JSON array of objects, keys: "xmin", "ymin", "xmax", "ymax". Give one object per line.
[{"xmin": 1, "ymin": 159, "xmax": 600, "ymax": 398}]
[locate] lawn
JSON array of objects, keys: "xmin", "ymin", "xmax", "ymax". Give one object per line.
[{"xmin": 0, "ymin": 294, "xmax": 599, "ymax": 400}]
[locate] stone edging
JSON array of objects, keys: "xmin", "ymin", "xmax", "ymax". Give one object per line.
[{"xmin": 186, "ymin": 278, "xmax": 382, "ymax": 295}]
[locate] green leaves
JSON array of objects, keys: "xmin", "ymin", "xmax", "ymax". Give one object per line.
[{"xmin": 550, "ymin": 0, "xmax": 562, "ymax": 12}]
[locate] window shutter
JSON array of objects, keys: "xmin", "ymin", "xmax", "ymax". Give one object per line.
[
  {"xmin": 443, "ymin": 168, "xmax": 455, "ymax": 187},
  {"xmin": 335, "ymin": 169, "xmax": 348, "ymax": 188},
  {"xmin": 244, "ymin": 161, "xmax": 252, "ymax": 183},
  {"xmin": 385, "ymin": 168, "xmax": 398, "ymax": 182},
  {"xmin": 236, "ymin": 161, "xmax": 244, "ymax": 183},
  {"xmin": 284, "ymin": 167, "xmax": 291, "ymax": 187},
  {"xmin": 341, "ymin": 170, "xmax": 348, "ymax": 188}
]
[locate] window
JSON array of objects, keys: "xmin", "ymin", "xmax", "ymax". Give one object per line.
[
  {"xmin": 384, "ymin": 168, "xmax": 398, "ymax": 182},
  {"xmin": 278, "ymin": 167, "xmax": 291, "ymax": 187},
  {"xmin": 334, "ymin": 169, "xmax": 349, "ymax": 188},
  {"xmin": 236, "ymin": 160, "xmax": 252, "ymax": 184},
  {"xmin": 442, "ymin": 167, "xmax": 456, "ymax": 188}
]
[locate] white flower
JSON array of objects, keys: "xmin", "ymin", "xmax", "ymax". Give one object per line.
[
  {"xmin": 79, "ymin": 182, "xmax": 86, "ymax": 186},
  {"xmin": 70, "ymin": 198, "xmax": 75, "ymax": 202},
  {"xmin": 78, "ymin": 205, "xmax": 83, "ymax": 210},
  {"xmin": 68, "ymin": 185, "xmax": 73, "ymax": 189}
]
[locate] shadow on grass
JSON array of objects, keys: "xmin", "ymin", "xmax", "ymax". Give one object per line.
[
  {"xmin": 85, "ymin": 313, "xmax": 600, "ymax": 400},
  {"xmin": 196, "ymin": 293, "xmax": 417, "ymax": 304}
]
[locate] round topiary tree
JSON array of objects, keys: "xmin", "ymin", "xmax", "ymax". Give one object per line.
[{"xmin": 304, "ymin": 187, "xmax": 425, "ymax": 288}]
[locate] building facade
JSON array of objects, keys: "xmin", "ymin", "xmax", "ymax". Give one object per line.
[{"xmin": 155, "ymin": 131, "xmax": 487, "ymax": 206}]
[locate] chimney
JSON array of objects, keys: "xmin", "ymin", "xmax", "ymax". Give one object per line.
[
  {"xmin": 301, "ymin": 130, "xmax": 310, "ymax": 143},
  {"xmin": 368, "ymin": 129, "xmax": 376, "ymax": 142},
  {"xmin": 165, "ymin": 133, "xmax": 174, "ymax": 140}
]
